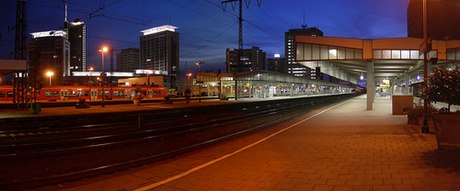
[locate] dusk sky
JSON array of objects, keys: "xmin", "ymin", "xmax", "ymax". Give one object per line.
[{"xmin": 0, "ymin": 0, "xmax": 409, "ymax": 73}]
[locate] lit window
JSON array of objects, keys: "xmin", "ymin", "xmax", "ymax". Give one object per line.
[
  {"xmin": 401, "ymin": 50, "xmax": 410, "ymax": 59},
  {"xmin": 391, "ymin": 50, "xmax": 401, "ymax": 59}
]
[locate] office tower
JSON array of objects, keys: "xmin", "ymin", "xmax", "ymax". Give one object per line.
[
  {"xmin": 117, "ymin": 48, "xmax": 140, "ymax": 72},
  {"xmin": 285, "ymin": 26, "xmax": 323, "ymax": 78},
  {"xmin": 267, "ymin": 54, "xmax": 286, "ymax": 73},
  {"xmin": 226, "ymin": 46, "xmax": 266, "ymax": 73},
  {"xmin": 28, "ymin": 30, "xmax": 70, "ymax": 85},
  {"xmin": 407, "ymin": 0, "xmax": 460, "ymax": 40},
  {"xmin": 68, "ymin": 19, "xmax": 87, "ymax": 73},
  {"xmin": 140, "ymin": 25, "xmax": 179, "ymax": 89}
]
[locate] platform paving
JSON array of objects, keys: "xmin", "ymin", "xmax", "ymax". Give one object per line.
[{"xmin": 28, "ymin": 95, "xmax": 460, "ymax": 191}]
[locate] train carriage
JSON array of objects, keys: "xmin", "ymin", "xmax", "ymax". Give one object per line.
[{"xmin": 0, "ymin": 85, "xmax": 168, "ymax": 102}]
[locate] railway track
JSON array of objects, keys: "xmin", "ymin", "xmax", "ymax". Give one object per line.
[{"xmin": 0, "ymin": 94, "xmax": 356, "ymax": 190}]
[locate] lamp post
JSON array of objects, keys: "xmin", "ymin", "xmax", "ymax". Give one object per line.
[
  {"xmin": 186, "ymin": 72, "xmax": 192, "ymax": 88},
  {"xmin": 196, "ymin": 61, "xmax": 204, "ymax": 103},
  {"xmin": 46, "ymin": 71, "xmax": 54, "ymax": 86},
  {"xmin": 100, "ymin": 46, "xmax": 108, "ymax": 107},
  {"xmin": 88, "ymin": 67, "xmax": 93, "ymax": 101},
  {"xmin": 421, "ymin": 0, "xmax": 430, "ymax": 133}
]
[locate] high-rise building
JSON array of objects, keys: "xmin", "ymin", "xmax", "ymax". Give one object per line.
[
  {"xmin": 226, "ymin": 46, "xmax": 266, "ymax": 73},
  {"xmin": 407, "ymin": 0, "xmax": 460, "ymax": 40},
  {"xmin": 140, "ymin": 25, "xmax": 179, "ymax": 89},
  {"xmin": 117, "ymin": 48, "xmax": 140, "ymax": 72},
  {"xmin": 267, "ymin": 54, "xmax": 286, "ymax": 73},
  {"xmin": 68, "ymin": 19, "xmax": 87, "ymax": 73},
  {"xmin": 285, "ymin": 26, "xmax": 323, "ymax": 78},
  {"xmin": 28, "ymin": 30, "xmax": 70, "ymax": 86}
]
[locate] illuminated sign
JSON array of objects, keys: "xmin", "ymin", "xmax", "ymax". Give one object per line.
[
  {"xmin": 135, "ymin": 69, "xmax": 154, "ymax": 74},
  {"xmin": 274, "ymin": 54, "xmax": 281, "ymax": 58},
  {"xmin": 135, "ymin": 69, "xmax": 168, "ymax": 75},
  {"xmin": 70, "ymin": 21, "xmax": 84, "ymax": 26},
  {"xmin": 31, "ymin": 30, "xmax": 66, "ymax": 39},
  {"xmin": 141, "ymin": 25, "xmax": 177, "ymax": 36},
  {"xmin": 72, "ymin": 72, "xmax": 134, "ymax": 77}
]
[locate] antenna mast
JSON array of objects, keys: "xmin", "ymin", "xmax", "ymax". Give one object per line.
[{"xmin": 63, "ymin": 0, "xmax": 69, "ymax": 38}]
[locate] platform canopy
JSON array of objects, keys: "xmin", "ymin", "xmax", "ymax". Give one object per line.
[{"xmin": 295, "ymin": 36, "xmax": 460, "ymax": 82}]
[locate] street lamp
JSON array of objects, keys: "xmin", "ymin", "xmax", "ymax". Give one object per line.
[
  {"xmin": 46, "ymin": 71, "xmax": 54, "ymax": 86},
  {"xmin": 88, "ymin": 67, "xmax": 94, "ymax": 101},
  {"xmin": 196, "ymin": 61, "xmax": 204, "ymax": 103},
  {"xmin": 100, "ymin": 46, "xmax": 109, "ymax": 107}
]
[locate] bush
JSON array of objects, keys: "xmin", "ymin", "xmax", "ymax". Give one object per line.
[{"xmin": 425, "ymin": 67, "xmax": 460, "ymax": 112}]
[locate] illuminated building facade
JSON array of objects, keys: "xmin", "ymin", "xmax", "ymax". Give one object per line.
[
  {"xmin": 28, "ymin": 30, "xmax": 70, "ymax": 86},
  {"xmin": 226, "ymin": 46, "xmax": 266, "ymax": 73},
  {"xmin": 68, "ymin": 20, "xmax": 87, "ymax": 73},
  {"xmin": 408, "ymin": 0, "xmax": 460, "ymax": 40},
  {"xmin": 117, "ymin": 48, "xmax": 140, "ymax": 72},
  {"xmin": 285, "ymin": 26, "xmax": 323, "ymax": 78},
  {"xmin": 139, "ymin": 25, "xmax": 179, "ymax": 89}
]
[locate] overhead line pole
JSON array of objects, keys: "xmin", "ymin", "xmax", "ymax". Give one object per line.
[
  {"xmin": 221, "ymin": 0, "xmax": 261, "ymax": 100},
  {"xmin": 221, "ymin": 0, "xmax": 243, "ymax": 73},
  {"xmin": 14, "ymin": 0, "xmax": 27, "ymax": 110}
]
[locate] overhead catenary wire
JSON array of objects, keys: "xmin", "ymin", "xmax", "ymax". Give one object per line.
[
  {"xmin": 24, "ymin": 0, "xmax": 291, "ymax": 66},
  {"xmin": 182, "ymin": 22, "xmax": 237, "ymax": 57}
]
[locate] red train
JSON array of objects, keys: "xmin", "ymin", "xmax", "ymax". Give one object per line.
[{"xmin": 0, "ymin": 85, "xmax": 167, "ymax": 102}]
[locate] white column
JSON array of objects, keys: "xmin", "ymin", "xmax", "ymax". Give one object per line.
[
  {"xmin": 404, "ymin": 75, "xmax": 409, "ymax": 95},
  {"xmin": 366, "ymin": 61, "xmax": 375, "ymax": 110}
]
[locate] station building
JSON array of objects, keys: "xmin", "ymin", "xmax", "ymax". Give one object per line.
[
  {"xmin": 172, "ymin": 71, "xmax": 356, "ymax": 100},
  {"xmin": 293, "ymin": 35, "xmax": 460, "ymax": 109}
]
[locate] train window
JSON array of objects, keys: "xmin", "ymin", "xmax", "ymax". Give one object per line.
[
  {"xmin": 119, "ymin": 91, "xmax": 124, "ymax": 96},
  {"xmin": 99, "ymin": 91, "xmax": 103, "ymax": 96},
  {"xmin": 77, "ymin": 90, "xmax": 83, "ymax": 96},
  {"xmin": 113, "ymin": 91, "xmax": 119, "ymax": 96},
  {"xmin": 7, "ymin": 92, "xmax": 14, "ymax": 97},
  {"xmin": 53, "ymin": 91, "xmax": 59, "ymax": 97},
  {"xmin": 84, "ymin": 91, "xmax": 90, "ymax": 96},
  {"xmin": 148, "ymin": 90, "xmax": 153, "ymax": 95},
  {"xmin": 0, "ymin": 92, "xmax": 4, "ymax": 97},
  {"xmin": 45, "ymin": 92, "xmax": 52, "ymax": 97},
  {"xmin": 69, "ymin": 91, "xmax": 76, "ymax": 96}
]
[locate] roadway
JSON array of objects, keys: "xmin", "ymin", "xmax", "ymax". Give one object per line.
[{"xmin": 29, "ymin": 95, "xmax": 460, "ymax": 191}]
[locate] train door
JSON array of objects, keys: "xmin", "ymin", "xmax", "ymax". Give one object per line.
[
  {"xmin": 127, "ymin": 90, "xmax": 132, "ymax": 100},
  {"xmin": 61, "ymin": 89, "xmax": 68, "ymax": 101},
  {"xmin": 90, "ymin": 89, "xmax": 97, "ymax": 101},
  {"xmin": 147, "ymin": 89, "xmax": 153, "ymax": 99}
]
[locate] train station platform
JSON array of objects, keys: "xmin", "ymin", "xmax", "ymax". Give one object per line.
[
  {"xmin": 0, "ymin": 98, "xmax": 226, "ymax": 120},
  {"xmin": 29, "ymin": 95, "xmax": 460, "ymax": 191},
  {"xmin": 0, "ymin": 94, "xmax": 344, "ymax": 120}
]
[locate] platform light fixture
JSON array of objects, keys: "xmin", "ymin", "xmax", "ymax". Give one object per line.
[
  {"xmin": 46, "ymin": 71, "xmax": 54, "ymax": 86},
  {"xmin": 100, "ymin": 46, "xmax": 109, "ymax": 108}
]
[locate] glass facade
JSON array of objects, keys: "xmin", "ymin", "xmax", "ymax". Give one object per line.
[
  {"xmin": 296, "ymin": 43, "xmax": 363, "ymax": 61},
  {"xmin": 373, "ymin": 49, "xmax": 423, "ymax": 60},
  {"xmin": 447, "ymin": 48, "xmax": 460, "ymax": 61}
]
